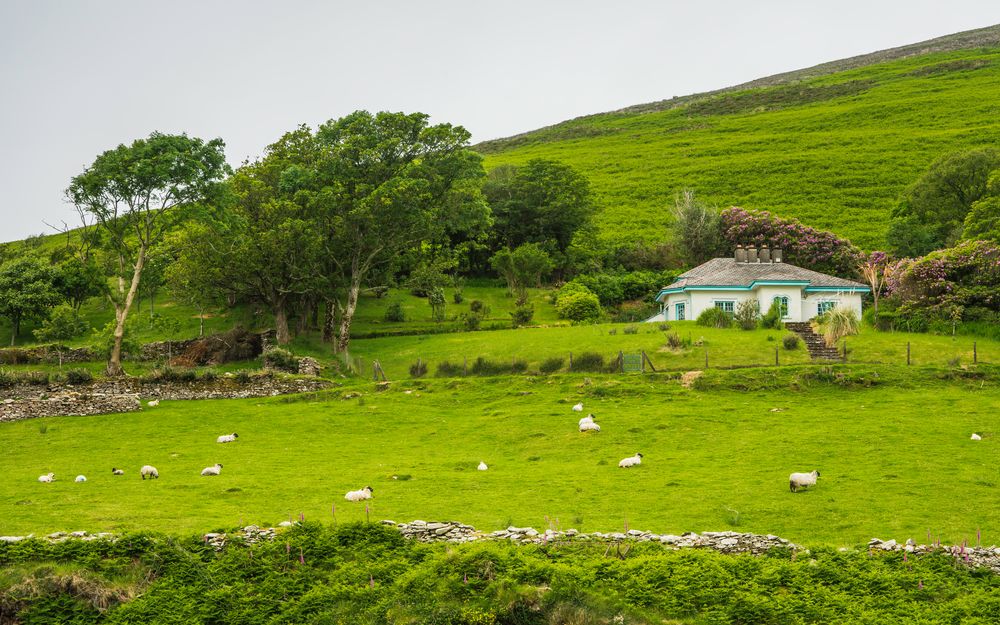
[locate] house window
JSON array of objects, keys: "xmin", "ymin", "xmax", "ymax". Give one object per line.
[
  {"xmin": 675, "ymin": 302, "xmax": 686, "ymax": 321},
  {"xmin": 714, "ymin": 301, "xmax": 735, "ymax": 316},
  {"xmin": 818, "ymin": 301, "xmax": 837, "ymax": 315},
  {"xmin": 772, "ymin": 296, "xmax": 789, "ymax": 318}
]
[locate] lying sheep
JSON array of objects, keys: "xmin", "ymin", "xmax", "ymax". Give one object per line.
[
  {"xmin": 112, "ymin": 468, "xmax": 124, "ymax": 476},
  {"xmin": 75, "ymin": 475, "xmax": 87, "ymax": 483},
  {"xmin": 217, "ymin": 433, "xmax": 239, "ymax": 444},
  {"xmin": 147, "ymin": 400, "xmax": 160, "ymax": 407},
  {"xmin": 478, "ymin": 461, "xmax": 488, "ymax": 471},
  {"xmin": 618, "ymin": 453, "xmax": 643, "ymax": 468},
  {"xmin": 971, "ymin": 433, "xmax": 982, "ymax": 441},
  {"xmin": 789, "ymin": 470, "xmax": 820, "ymax": 493},
  {"xmin": 140, "ymin": 465, "xmax": 159, "ymax": 480},
  {"xmin": 572, "ymin": 402, "xmax": 584, "ymax": 412},
  {"xmin": 579, "ymin": 414, "xmax": 601, "ymax": 432},
  {"xmin": 38, "ymin": 473, "xmax": 55, "ymax": 483},
  {"xmin": 345, "ymin": 486, "xmax": 373, "ymax": 501},
  {"xmin": 201, "ymin": 463, "xmax": 223, "ymax": 476}
]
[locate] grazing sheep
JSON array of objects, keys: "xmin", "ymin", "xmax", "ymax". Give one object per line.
[
  {"xmin": 216, "ymin": 433, "xmax": 239, "ymax": 444},
  {"xmin": 75, "ymin": 475, "xmax": 87, "ymax": 483},
  {"xmin": 789, "ymin": 470, "xmax": 820, "ymax": 493},
  {"xmin": 579, "ymin": 414, "xmax": 601, "ymax": 432},
  {"xmin": 200, "ymin": 463, "xmax": 223, "ymax": 476},
  {"xmin": 478, "ymin": 461, "xmax": 488, "ymax": 471},
  {"xmin": 971, "ymin": 433, "xmax": 982, "ymax": 441},
  {"xmin": 572, "ymin": 402, "xmax": 584, "ymax": 412},
  {"xmin": 147, "ymin": 400, "xmax": 160, "ymax": 407},
  {"xmin": 111, "ymin": 468, "xmax": 124, "ymax": 475},
  {"xmin": 140, "ymin": 465, "xmax": 159, "ymax": 480},
  {"xmin": 38, "ymin": 473, "xmax": 55, "ymax": 483},
  {"xmin": 345, "ymin": 486, "xmax": 373, "ymax": 501},
  {"xmin": 618, "ymin": 453, "xmax": 643, "ymax": 468}
]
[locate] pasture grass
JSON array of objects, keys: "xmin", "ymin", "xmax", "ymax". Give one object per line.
[{"xmin": 2, "ymin": 367, "xmax": 999, "ymax": 547}]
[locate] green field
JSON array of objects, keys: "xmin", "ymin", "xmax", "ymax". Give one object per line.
[
  {"xmin": 480, "ymin": 48, "xmax": 1000, "ymax": 250},
  {"xmin": 4, "ymin": 367, "xmax": 999, "ymax": 548}
]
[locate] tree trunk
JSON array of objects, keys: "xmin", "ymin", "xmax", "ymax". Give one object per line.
[
  {"xmin": 322, "ymin": 300, "xmax": 336, "ymax": 343},
  {"xmin": 107, "ymin": 251, "xmax": 146, "ymax": 377},
  {"xmin": 198, "ymin": 304, "xmax": 205, "ymax": 337},
  {"xmin": 10, "ymin": 315, "xmax": 19, "ymax": 346},
  {"xmin": 274, "ymin": 303, "xmax": 291, "ymax": 345},
  {"xmin": 336, "ymin": 280, "xmax": 361, "ymax": 354}
]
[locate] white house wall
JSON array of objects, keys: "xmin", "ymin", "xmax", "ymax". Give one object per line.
[
  {"xmin": 802, "ymin": 292, "xmax": 863, "ymax": 320},
  {"xmin": 658, "ymin": 288, "xmax": 864, "ymax": 322},
  {"xmin": 754, "ymin": 286, "xmax": 803, "ymax": 322}
]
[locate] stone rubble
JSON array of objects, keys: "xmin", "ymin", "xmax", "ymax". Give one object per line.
[{"xmin": 867, "ymin": 537, "xmax": 1000, "ymax": 574}]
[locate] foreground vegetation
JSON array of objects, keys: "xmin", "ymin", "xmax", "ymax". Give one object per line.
[
  {"xmin": 3, "ymin": 367, "xmax": 999, "ymax": 547},
  {"xmin": 3, "ymin": 522, "xmax": 1000, "ymax": 624}
]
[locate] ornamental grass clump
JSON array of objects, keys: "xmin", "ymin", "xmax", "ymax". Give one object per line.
[
  {"xmin": 696, "ymin": 307, "xmax": 731, "ymax": 329},
  {"xmin": 813, "ymin": 306, "xmax": 860, "ymax": 347}
]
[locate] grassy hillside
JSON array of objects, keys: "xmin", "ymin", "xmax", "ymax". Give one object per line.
[
  {"xmin": 479, "ymin": 45, "xmax": 1000, "ymax": 250},
  {"xmin": 3, "ymin": 367, "xmax": 999, "ymax": 546}
]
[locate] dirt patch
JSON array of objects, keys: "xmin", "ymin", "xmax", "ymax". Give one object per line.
[{"xmin": 680, "ymin": 371, "xmax": 703, "ymax": 388}]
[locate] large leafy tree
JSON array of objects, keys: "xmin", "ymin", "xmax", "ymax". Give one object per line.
[
  {"xmin": 889, "ymin": 148, "xmax": 1000, "ymax": 256},
  {"xmin": 963, "ymin": 171, "xmax": 1000, "ymax": 243},
  {"xmin": 312, "ymin": 111, "xmax": 488, "ymax": 353},
  {"xmin": 0, "ymin": 256, "xmax": 63, "ymax": 345},
  {"xmin": 66, "ymin": 132, "xmax": 229, "ymax": 375},
  {"xmin": 483, "ymin": 158, "xmax": 594, "ymax": 274}
]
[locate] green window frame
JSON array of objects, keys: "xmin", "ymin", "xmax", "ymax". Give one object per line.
[
  {"xmin": 772, "ymin": 296, "xmax": 789, "ymax": 318},
  {"xmin": 818, "ymin": 301, "xmax": 837, "ymax": 315},
  {"xmin": 714, "ymin": 301, "xmax": 735, "ymax": 316}
]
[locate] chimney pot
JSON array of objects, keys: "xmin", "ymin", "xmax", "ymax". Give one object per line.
[
  {"xmin": 759, "ymin": 244, "xmax": 771, "ymax": 263},
  {"xmin": 735, "ymin": 245, "xmax": 747, "ymax": 263},
  {"xmin": 773, "ymin": 248, "xmax": 783, "ymax": 263},
  {"xmin": 747, "ymin": 246, "xmax": 758, "ymax": 263}
]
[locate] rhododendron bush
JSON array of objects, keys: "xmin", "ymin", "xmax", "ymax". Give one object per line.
[{"xmin": 887, "ymin": 240, "xmax": 1000, "ymax": 315}]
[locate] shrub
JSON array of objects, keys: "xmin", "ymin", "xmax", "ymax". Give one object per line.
[
  {"xmin": 539, "ymin": 357, "xmax": 564, "ymax": 374},
  {"xmin": 510, "ymin": 304, "xmax": 534, "ymax": 327},
  {"xmin": 263, "ymin": 347, "xmax": 298, "ymax": 372},
  {"xmin": 409, "ymin": 360, "xmax": 428, "ymax": 378},
  {"xmin": 608, "ymin": 328, "xmax": 617, "ymax": 335},
  {"xmin": 384, "ymin": 301, "xmax": 406, "ymax": 323},
  {"xmin": 556, "ymin": 291, "xmax": 602, "ymax": 322},
  {"xmin": 571, "ymin": 352, "xmax": 604, "ymax": 372},
  {"xmin": 469, "ymin": 300, "xmax": 486, "ymax": 314},
  {"xmin": 435, "ymin": 361, "xmax": 465, "ymax": 377},
  {"xmin": 696, "ymin": 307, "xmax": 732, "ymax": 329},
  {"xmin": 452, "ymin": 291, "xmax": 464, "ymax": 304},
  {"xmin": 813, "ymin": 306, "xmax": 860, "ymax": 347},
  {"xmin": 665, "ymin": 332, "xmax": 692, "ymax": 350},
  {"xmin": 623, "ymin": 324, "xmax": 639, "ymax": 335},
  {"xmin": 199, "ymin": 369, "xmax": 218, "ymax": 382},
  {"xmin": 65, "ymin": 368, "xmax": 93, "ymax": 385},
  {"xmin": 782, "ymin": 334, "xmax": 801, "ymax": 350},
  {"xmin": 760, "ymin": 300, "xmax": 784, "ymax": 330},
  {"xmin": 510, "ymin": 359, "xmax": 528, "ymax": 373},
  {"xmin": 734, "ymin": 300, "xmax": 759, "ymax": 330},
  {"xmin": 470, "ymin": 357, "xmax": 505, "ymax": 376}
]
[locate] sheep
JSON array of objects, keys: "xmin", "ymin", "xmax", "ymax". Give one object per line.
[
  {"xmin": 572, "ymin": 402, "xmax": 584, "ymax": 412},
  {"xmin": 579, "ymin": 414, "xmax": 601, "ymax": 432},
  {"xmin": 618, "ymin": 453, "xmax": 643, "ymax": 468},
  {"xmin": 200, "ymin": 463, "xmax": 223, "ymax": 476},
  {"xmin": 75, "ymin": 475, "xmax": 87, "ymax": 483},
  {"xmin": 345, "ymin": 486, "xmax": 373, "ymax": 501},
  {"xmin": 971, "ymin": 433, "xmax": 982, "ymax": 441},
  {"xmin": 217, "ymin": 433, "xmax": 239, "ymax": 444},
  {"xmin": 478, "ymin": 461, "xmax": 488, "ymax": 471},
  {"xmin": 789, "ymin": 470, "xmax": 820, "ymax": 493},
  {"xmin": 38, "ymin": 473, "xmax": 55, "ymax": 483},
  {"xmin": 140, "ymin": 465, "xmax": 159, "ymax": 480},
  {"xmin": 147, "ymin": 400, "xmax": 160, "ymax": 407},
  {"xmin": 112, "ymin": 467, "xmax": 124, "ymax": 475}
]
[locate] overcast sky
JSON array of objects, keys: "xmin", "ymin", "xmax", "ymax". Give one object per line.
[{"xmin": 2, "ymin": 0, "xmax": 999, "ymax": 243}]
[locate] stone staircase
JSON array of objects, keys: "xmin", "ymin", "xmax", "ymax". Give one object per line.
[{"xmin": 785, "ymin": 322, "xmax": 843, "ymax": 361}]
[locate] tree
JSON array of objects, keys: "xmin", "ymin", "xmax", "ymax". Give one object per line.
[
  {"xmin": 889, "ymin": 148, "xmax": 1000, "ymax": 256},
  {"xmin": 857, "ymin": 251, "xmax": 891, "ymax": 317},
  {"xmin": 313, "ymin": 111, "xmax": 488, "ymax": 353},
  {"xmin": 490, "ymin": 243, "xmax": 553, "ymax": 305},
  {"xmin": 672, "ymin": 190, "xmax": 723, "ymax": 264},
  {"xmin": 963, "ymin": 171, "xmax": 1000, "ymax": 243},
  {"xmin": 483, "ymin": 159, "xmax": 594, "ymax": 275},
  {"xmin": 164, "ymin": 225, "xmax": 224, "ymax": 338},
  {"xmin": 0, "ymin": 256, "xmax": 63, "ymax": 345},
  {"xmin": 66, "ymin": 132, "xmax": 229, "ymax": 375},
  {"xmin": 33, "ymin": 305, "xmax": 89, "ymax": 367},
  {"xmin": 56, "ymin": 255, "xmax": 105, "ymax": 311}
]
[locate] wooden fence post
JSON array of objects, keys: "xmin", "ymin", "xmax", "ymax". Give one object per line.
[
  {"xmin": 463, "ymin": 357, "xmax": 468, "ymax": 376},
  {"xmin": 842, "ymin": 340, "xmax": 847, "ymax": 362},
  {"xmin": 775, "ymin": 347, "xmax": 779, "ymax": 366},
  {"xmin": 569, "ymin": 352, "xmax": 573, "ymax": 371},
  {"xmin": 704, "ymin": 348, "xmax": 709, "ymax": 369},
  {"xmin": 907, "ymin": 342, "xmax": 911, "ymax": 366},
  {"xmin": 974, "ymin": 342, "xmax": 977, "ymax": 364},
  {"xmin": 619, "ymin": 350, "xmax": 624, "ymax": 374}
]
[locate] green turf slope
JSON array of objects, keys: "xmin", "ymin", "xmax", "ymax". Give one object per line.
[{"xmin": 479, "ymin": 30, "xmax": 1000, "ymax": 250}]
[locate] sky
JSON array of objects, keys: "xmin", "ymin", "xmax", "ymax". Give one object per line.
[{"xmin": 1, "ymin": 0, "xmax": 999, "ymax": 243}]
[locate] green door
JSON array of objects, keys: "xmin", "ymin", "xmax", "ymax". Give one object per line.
[{"xmin": 675, "ymin": 303, "xmax": 685, "ymax": 321}]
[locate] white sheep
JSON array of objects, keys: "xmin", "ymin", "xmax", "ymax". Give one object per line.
[
  {"xmin": 618, "ymin": 453, "xmax": 643, "ymax": 468},
  {"xmin": 345, "ymin": 486, "xmax": 373, "ymax": 501},
  {"xmin": 478, "ymin": 461, "xmax": 488, "ymax": 471},
  {"xmin": 38, "ymin": 473, "xmax": 55, "ymax": 483},
  {"xmin": 217, "ymin": 433, "xmax": 239, "ymax": 443},
  {"xmin": 572, "ymin": 402, "xmax": 584, "ymax": 412},
  {"xmin": 147, "ymin": 400, "xmax": 160, "ymax": 407},
  {"xmin": 112, "ymin": 467, "xmax": 124, "ymax": 476},
  {"xmin": 971, "ymin": 433, "xmax": 982, "ymax": 441},
  {"xmin": 579, "ymin": 414, "xmax": 601, "ymax": 432},
  {"xmin": 789, "ymin": 470, "xmax": 820, "ymax": 492},
  {"xmin": 200, "ymin": 463, "xmax": 223, "ymax": 476},
  {"xmin": 75, "ymin": 475, "xmax": 87, "ymax": 483},
  {"xmin": 140, "ymin": 465, "xmax": 159, "ymax": 480}
]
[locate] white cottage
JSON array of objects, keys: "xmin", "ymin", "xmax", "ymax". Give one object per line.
[{"xmin": 651, "ymin": 245, "xmax": 870, "ymax": 323}]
